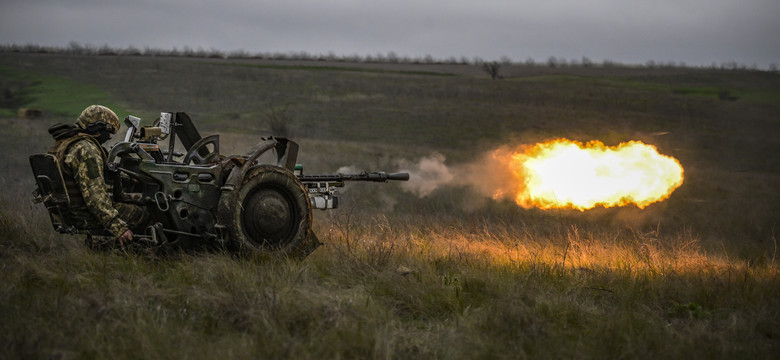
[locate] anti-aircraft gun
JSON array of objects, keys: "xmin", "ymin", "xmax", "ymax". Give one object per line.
[{"xmin": 30, "ymin": 112, "xmax": 408, "ymax": 257}]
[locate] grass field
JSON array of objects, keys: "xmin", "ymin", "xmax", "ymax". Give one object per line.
[{"xmin": 1, "ymin": 52, "xmax": 779, "ymax": 359}]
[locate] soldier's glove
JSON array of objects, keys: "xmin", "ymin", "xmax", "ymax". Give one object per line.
[{"xmin": 117, "ymin": 229, "xmax": 133, "ymax": 249}]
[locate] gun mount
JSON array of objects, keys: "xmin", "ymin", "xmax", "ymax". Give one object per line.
[{"xmin": 30, "ymin": 112, "xmax": 408, "ymax": 257}]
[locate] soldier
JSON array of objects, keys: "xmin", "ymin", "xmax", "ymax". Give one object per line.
[{"xmin": 48, "ymin": 105, "xmax": 148, "ymax": 249}]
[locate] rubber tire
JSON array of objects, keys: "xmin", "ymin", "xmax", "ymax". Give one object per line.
[{"xmin": 226, "ymin": 165, "xmax": 312, "ymax": 254}]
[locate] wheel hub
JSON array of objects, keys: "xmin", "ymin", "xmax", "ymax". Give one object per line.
[{"xmin": 243, "ymin": 187, "xmax": 293, "ymax": 242}]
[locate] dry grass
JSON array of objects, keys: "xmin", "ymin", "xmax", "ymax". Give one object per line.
[
  {"xmin": 1, "ymin": 52, "xmax": 779, "ymax": 358},
  {"xmin": 3, "ymin": 203, "xmax": 777, "ymax": 359}
]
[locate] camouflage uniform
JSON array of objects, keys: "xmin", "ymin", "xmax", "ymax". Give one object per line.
[{"xmin": 48, "ymin": 105, "xmax": 148, "ymax": 239}]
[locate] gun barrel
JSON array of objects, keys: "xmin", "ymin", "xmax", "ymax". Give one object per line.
[
  {"xmin": 385, "ymin": 172, "xmax": 410, "ymax": 181},
  {"xmin": 299, "ymin": 171, "xmax": 409, "ymax": 183}
]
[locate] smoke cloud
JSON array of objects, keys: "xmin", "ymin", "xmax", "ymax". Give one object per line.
[
  {"xmin": 397, "ymin": 147, "xmax": 525, "ymax": 201},
  {"xmin": 397, "ymin": 153, "xmax": 454, "ymax": 197},
  {"xmin": 336, "ymin": 165, "xmax": 360, "ymax": 174}
]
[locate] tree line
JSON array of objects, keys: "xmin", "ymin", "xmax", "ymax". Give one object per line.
[{"xmin": 1, "ymin": 42, "xmax": 775, "ymax": 72}]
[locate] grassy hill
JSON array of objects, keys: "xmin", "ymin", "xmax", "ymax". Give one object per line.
[{"xmin": 1, "ymin": 52, "xmax": 779, "ymax": 359}]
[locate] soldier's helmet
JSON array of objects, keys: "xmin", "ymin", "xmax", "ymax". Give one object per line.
[{"xmin": 76, "ymin": 105, "xmax": 120, "ymax": 134}]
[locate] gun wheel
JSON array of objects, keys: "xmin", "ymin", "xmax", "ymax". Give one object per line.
[{"xmin": 226, "ymin": 165, "xmax": 312, "ymax": 253}]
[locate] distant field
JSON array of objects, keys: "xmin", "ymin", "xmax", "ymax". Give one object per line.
[{"xmin": 1, "ymin": 52, "xmax": 779, "ymax": 359}]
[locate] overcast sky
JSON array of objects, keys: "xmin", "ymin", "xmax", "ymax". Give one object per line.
[{"xmin": 1, "ymin": 0, "xmax": 778, "ymax": 68}]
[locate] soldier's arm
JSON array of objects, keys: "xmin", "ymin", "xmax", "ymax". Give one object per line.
[{"xmin": 64, "ymin": 141, "xmax": 130, "ymax": 238}]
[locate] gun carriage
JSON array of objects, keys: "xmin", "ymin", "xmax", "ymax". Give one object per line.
[{"xmin": 30, "ymin": 112, "xmax": 408, "ymax": 257}]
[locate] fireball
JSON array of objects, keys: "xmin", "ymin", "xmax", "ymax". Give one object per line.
[{"xmin": 499, "ymin": 139, "xmax": 684, "ymax": 210}]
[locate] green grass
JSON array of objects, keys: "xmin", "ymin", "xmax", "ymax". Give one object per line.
[
  {"xmin": 1, "ymin": 52, "xmax": 779, "ymax": 359},
  {"xmin": 0, "ymin": 66, "xmax": 126, "ymax": 118}
]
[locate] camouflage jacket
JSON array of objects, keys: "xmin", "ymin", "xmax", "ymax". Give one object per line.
[{"xmin": 49, "ymin": 134, "xmax": 129, "ymax": 237}]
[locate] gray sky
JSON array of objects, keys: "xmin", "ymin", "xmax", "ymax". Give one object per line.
[{"xmin": 2, "ymin": 0, "xmax": 778, "ymax": 68}]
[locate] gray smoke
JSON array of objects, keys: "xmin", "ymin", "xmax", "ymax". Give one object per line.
[
  {"xmin": 336, "ymin": 165, "xmax": 360, "ymax": 174},
  {"xmin": 397, "ymin": 153, "xmax": 454, "ymax": 197},
  {"xmin": 397, "ymin": 148, "xmax": 521, "ymax": 200}
]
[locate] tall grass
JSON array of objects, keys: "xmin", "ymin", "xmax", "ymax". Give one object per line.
[
  {"xmin": 1, "ymin": 52, "xmax": 779, "ymax": 358},
  {"xmin": 2, "ymin": 201, "xmax": 778, "ymax": 359}
]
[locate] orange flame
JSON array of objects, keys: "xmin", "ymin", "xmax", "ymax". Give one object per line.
[{"xmin": 496, "ymin": 139, "xmax": 684, "ymax": 210}]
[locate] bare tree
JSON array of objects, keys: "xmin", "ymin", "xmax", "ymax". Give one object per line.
[{"xmin": 482, "ymin": 61, "xmax": 501, "ymax": 79}]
